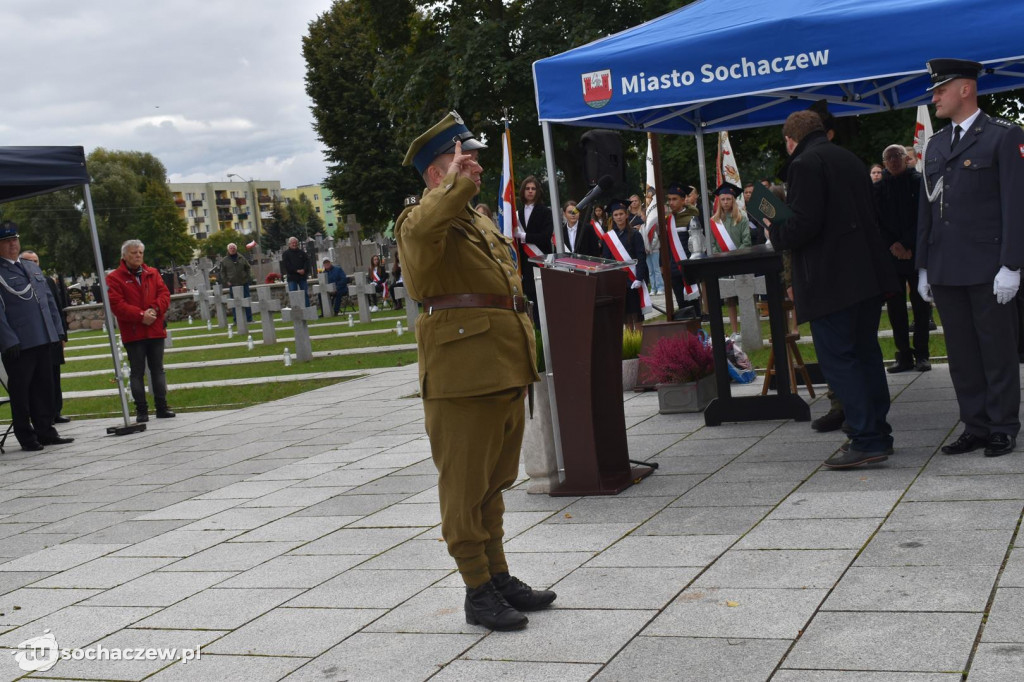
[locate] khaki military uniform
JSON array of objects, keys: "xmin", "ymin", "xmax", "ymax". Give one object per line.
[{"xmin": 396, "ymin": 171, "xmax": 539, "ymax": 588}]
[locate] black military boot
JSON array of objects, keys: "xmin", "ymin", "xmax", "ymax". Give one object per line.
[
  {"xmin": 887, "ymin": 351, "xmax": 914, "ymax": 374},
  {"xmin": 491, "ymin": 572, "xmax": 557, "ymax": 611},
  {"xmin": 464, "ymin": 581, "xmax": 528, "ymax": 631}
]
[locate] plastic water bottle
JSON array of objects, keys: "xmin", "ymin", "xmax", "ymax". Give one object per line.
[
  {"xmin": 396, "ymin": 321, "xmax": 403, "ymax": 336},
  {"xmin": 227, "ymin": 325, "xmax": 233, "ymax": 339},
  {"xmin": 283, "ymin": 347, "xmax": 292, "ymax": 367},
  {"xmin": 101, "ymin": 322, "xmax": 107, "ymax": 333},
  {"xmin": 206, "ymin": 319, "xmax": 212, "ymax": 330},
  {"xmin": 348, "ymin": 313, "xmax": 353, "ymax": 327},
  {"xmin": 247, "ymin": 334, "xmax": 254, "ymax": 351},
  {"xmin": 188, "ymin": 315, "xmax": 193, "ymax": 325}
]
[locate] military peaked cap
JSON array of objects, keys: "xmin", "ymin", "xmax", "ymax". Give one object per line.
[{"xmin": 403, "ymin": 111, "xmax": 487, "ymax": 175}]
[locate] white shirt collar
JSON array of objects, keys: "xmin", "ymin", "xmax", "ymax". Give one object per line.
[{"xmin": 952, "ymin": 108, "xmax": 982, "ymax": 137}]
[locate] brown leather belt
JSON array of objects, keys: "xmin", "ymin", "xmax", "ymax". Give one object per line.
[{"xmin": 421, "ymin": 294, "xmax": 527, "ymax": 315}]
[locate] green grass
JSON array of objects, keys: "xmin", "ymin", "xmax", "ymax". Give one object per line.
[
  {"xmin": 61, "ymin": 349, "xmax": 418, "ymax": 391},
  {"xmin": 745, "ymin": 334, "xmax": 946, "ymax": 371},
  {"xmin": 58, "ymin": 378, "xmax": 352, "ymax": 419}
]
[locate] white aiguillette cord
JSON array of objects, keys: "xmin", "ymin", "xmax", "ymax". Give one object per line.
[{"xmin": 921, "ymin": 136, "xmax": 944, "ymax": 219}]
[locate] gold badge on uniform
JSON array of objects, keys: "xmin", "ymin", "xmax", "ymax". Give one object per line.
[
  {"xmin": 758, "ymin": 197, "xmax": 776, "ymax": 219},
  {"xmin": 964, "ymin": 160, "xmax": 971, "ymax": 167}
]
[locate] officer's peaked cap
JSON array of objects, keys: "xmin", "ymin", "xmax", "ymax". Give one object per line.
[
  {"xmin": 926, "ymin": 58, "xmax": 983, "ymax": 91},
  {"xmin": 403, "ymin": 111, "xmax": 487, "ymax": 175}
]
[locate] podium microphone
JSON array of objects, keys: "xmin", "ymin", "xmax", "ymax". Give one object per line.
[{"xmin": 576, "ymin": 175, "xmax": 615, "ymax": 212}]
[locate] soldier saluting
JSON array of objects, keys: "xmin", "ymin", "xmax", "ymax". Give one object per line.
[
  {"xmin": 395, "ymin": 112, "xmax": 555, "ymax": 631},
  {"xmin": 916, "ymin": 58, "xmax": 1024, "ymax": 458}
]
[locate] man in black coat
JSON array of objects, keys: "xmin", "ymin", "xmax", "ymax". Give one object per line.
[
  {"xmin": 875, "ymin": 144, "xmax": 931, "ymax": 373},
  {"xmin": 917, "ymin": 58, "xmax": 1024, "ymax": 458},
  {"xmin": 769, "ymin": 110, "xmax": 898, "ymax": 469},
  {"xmin": 281, "ymin": 236, "xmax": 310, "ymax": 306}
]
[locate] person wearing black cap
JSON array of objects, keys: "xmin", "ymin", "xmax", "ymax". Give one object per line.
[
  {"xmin": 665, "ymin": 183, "xmax": 702, "ymax": 319},
  {"xmin": 710, "ymin": 182, "xmax": 752, "ymax": 335},
  {"xmin": 917, "ymin": 58, "xmax": 1024, "ymax": 458},
  {"xmin": 0, "ymin": 221, "xmax": 73, "ymax": 451},
  {"xmin": 395, "ymin": 111, "xmax": 554, "ymax": 631},
  {"xmin": 601, "ymin": 199, "xmax": 648, "ymax": 331}
]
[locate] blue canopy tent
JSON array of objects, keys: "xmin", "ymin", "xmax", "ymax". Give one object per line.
[
  {"xmin": 532, "ymin": 0, "xmax": 1024, "ymax": 246},
  {"xmin": 0, "ymin": 147, "xmax": 143, "ymax": 435}
]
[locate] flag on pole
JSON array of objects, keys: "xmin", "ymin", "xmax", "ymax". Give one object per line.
[
  {"xmin": 644, "ymin": 137, "xmax": 659, "ymax": 245},
  {"xmin": 497, "ymin": 122, "xmax": 518, "ymax": 240},
  {"xmin": 913, "ymin": 105, "xmax": 933, "ymax": 163}
]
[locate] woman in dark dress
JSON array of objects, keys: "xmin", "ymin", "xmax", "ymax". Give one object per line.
[
  {"xmin": 601, "ymin": 200, "xmax": 648, "ymax": 331},
  {"xmin": 368, "ymin": 254, "xmax": 386, "ymax": 311}
]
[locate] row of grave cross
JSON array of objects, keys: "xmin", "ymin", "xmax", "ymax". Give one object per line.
[{"xmin": 183, "ymin": 273, "xmax": 420, "ymax": 363}]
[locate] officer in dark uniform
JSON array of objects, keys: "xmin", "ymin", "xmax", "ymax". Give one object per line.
[
  {"xmin": 0, "ymin": 222, "xmax": 73, "ymax": 451},
  {"xmin": 917, "ymin": 58, "xmax": 1024, "ymax": 457},
  {"xmin": 395, "ymin": 112, "xmax": 555, "ymax": 631}
]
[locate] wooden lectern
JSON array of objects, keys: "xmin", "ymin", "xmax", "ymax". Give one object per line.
[{"xmin": 531, "ymin": 254, "xmax": 654, "ymax": 496}]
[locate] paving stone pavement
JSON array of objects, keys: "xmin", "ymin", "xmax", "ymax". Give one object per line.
[{"xmin": 0, "ymin": 363, "xmax": 1019, "ymax": 680}]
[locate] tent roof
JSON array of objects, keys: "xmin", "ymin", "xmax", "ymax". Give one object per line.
[
  {"xmin": 533, "ymin": 0, "xmax": 1024, "ymax": 134},
  {"xmin": 0, "ymin": 147, "xmax": 89, "ymax": 204}
]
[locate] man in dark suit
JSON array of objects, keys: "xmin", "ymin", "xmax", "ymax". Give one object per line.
[
  {"xmin": 0, "ymin": 222, "xmax": 73, "ymax": 451},
  {"xmin": 560, "ymin": 201, "xmax": 601, "ymax": 257},
  {"xmin": 516, "ymin": 176, "xmax": 553, "ymax": 325},
  {"xmin": 768, "ymin": 111, "xmax": 898, "ymax": 469},
  {"xmin": 20, "ymin": 250, "xmax": 71, "ymax": 424},
  {"xmin": 916, "ymin": 58, "xmax": 1024, "ymax": 458}
]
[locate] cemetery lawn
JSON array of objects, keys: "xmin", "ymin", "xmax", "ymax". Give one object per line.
[
  {"xmin": 60, "ymin": 349, "xmax": 418, "ymax": 391},
  {"xmin": 60, "ymin": 378, "xmax": 350, "ymax": 419}
]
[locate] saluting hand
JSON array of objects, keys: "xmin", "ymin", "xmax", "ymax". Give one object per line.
[{"xmin": 445, "ymin": 141, "xmax": 483, "ymax": 188}]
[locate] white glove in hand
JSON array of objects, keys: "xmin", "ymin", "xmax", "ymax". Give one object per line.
[
  {"xmin": 994, "ymin": 266, "xmax": 1021, "ymax": 305},
  {"xmin": 630, "ymin": 279, "xmax": 643, "ymax": 290},
  {"xmin": 514, "ymin": 228, "xmax": 526, "ymax": 241},
  {"xmin": 917, "ymin": 268, "xmax": 933, "ymax": 303}
]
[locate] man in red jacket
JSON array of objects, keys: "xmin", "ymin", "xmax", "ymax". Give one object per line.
[{"xmin": 106, "ymin": 240, "xmax": 175, "ymax": 422}]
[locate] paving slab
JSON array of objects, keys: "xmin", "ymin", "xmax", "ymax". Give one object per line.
[
  {"xmin": 595, "ymin": 635, "xmax": 792, "ymax": 682},
  {"xmin": 733, "ymin": 518, "xmax": 881, "ymax": 550},
  {"xmin": 981, "ymin": 587, "xmax": 1024, "ymax": 643},
  {"xmin": 145, "ymin": 653, "xmax": 309, "ymax": 681},
  {"xmin": 83, "ymin": 570, "xmax": 236, "ymax": 607},
  {"xmin": 585, "ymin": 534, "xmax": 737, "ymax": 568},
  {"xmin": 881, "ymin": 500, "xmax": 1024, "ymax": 531},
  {"xmin": 853, "ymin": 529, "xmax": 1013, "ymax": 567},
  {"xmin": 432, "ymin": 660, "xmax": 601, "ymax": 682},
  {"xmin": 205, "ymin": 606, "xmax": 386, "ymax": 656},
  {"xmin": 646, "ymin": 586, "xmax": 828, "ymax": 639},
  {"xmin": 132, "ymin": 587, "xmax": 301, "ymax": 630},
  {"xmin": 823, "ymin": 565, "xmax": 999, "ymax": 612},
  {"xmin": 693, "ymin": 549, "xmax": 857, "ymax": 589},
  {"xmin": 286, "ymin": 568, "xmax": 450, "ymax": 609},
  {"xmin": 967, "ymin": 643, "xmax": 1024, "ymax": 681},
  {"xmin": 783, "ymin": 611, "xmax": 982, "ymax": 672}
]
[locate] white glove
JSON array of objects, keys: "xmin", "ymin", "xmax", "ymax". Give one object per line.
[
  {"xmin": 514, "ymin": 228, "xmax": 526, "ymax": 241},
  {"xmin": 917, "ymin": 268, "xmax": 933, "ymax": 303},
  {"xmin": 630, "ymin": 279, "xmax": 643, "ymax": 290},
  {"xmin": 994, "ymin": 266, "xmax": 1021, "ymax": 305}
]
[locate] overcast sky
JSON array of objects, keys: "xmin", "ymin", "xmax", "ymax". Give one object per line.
[{"xmin": 1, "ymin": 0, "xmax": 337, "ymax": 188}]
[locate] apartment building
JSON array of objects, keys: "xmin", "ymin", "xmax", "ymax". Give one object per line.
[
  {"xmin": 278, "ymin": 184, "xmax": 339, "ymax": 235},
  {"xmin": 168, "ymin": 180, "xmax": 282, "ymax": 239}
]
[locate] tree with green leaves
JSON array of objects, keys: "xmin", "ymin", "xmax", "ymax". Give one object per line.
[
  {"xmin": 0, "ymin": 188, "xmax": 91, "ymax": 277},
  {"xmin": 85, "ymin": 148, "xmax": 197, "ymax": 268}
]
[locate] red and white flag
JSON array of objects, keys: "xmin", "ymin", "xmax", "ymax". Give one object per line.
[
  {"xmin": 644, "ymin": 138, "xmax": 659, "ymax": 245},
  {"xmin": 497, "ymin": 123, "xmax": 518, "ymax": 240},
  {"xmin": 709, "ymin": 219, "xmax": 737, "ymax": 253},
  {"xmin": 913, "ymin": 105, "xmax": 933, "ymax": 163}
]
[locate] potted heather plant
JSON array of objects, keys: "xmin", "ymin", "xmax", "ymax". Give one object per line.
[
  {"xmin": 639, "ymin": 332, "xmax": 717, "ymax": 413},
  {"xmin": 621, "ymin": 327, "xmax": 643, "ymax": 391}
]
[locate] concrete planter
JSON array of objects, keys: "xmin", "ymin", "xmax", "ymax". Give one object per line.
[
  {"xmin": 621, "ymin": 358, "xmax": 640, "ymax": 392},
  {"xmin": 521, "ymin": 377, "xmax": 559, "ymax": 494},
  {"xmin": 656, "ymin": 374, "xmax": 717, "ymax": 414}
]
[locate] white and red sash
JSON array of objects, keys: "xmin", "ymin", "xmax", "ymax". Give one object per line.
[
  {"xmin": 709, "ymin": 219, "xmax": 737, "ymax": 253},
  {"xmin": 520, "ymin": 241, "xmax": 544, "ymax": 259},
  {"xmin": 595, "ymin": 222, "xmax": 651, "ymax": 310},
  {"xmin": 665, "ymin": 215, "xmax": 699, "ymax": 300}
]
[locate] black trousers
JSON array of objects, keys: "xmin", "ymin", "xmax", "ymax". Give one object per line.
[
  {"xmin": 3, "ymin": 344, "xmax": 58, "ymax": 446},
  {"xmin": 885, "ymin": 266, "xmax": 932, "ymax": 361},
  {"xmin": 125, "ymin": 338, "xmax": 169, "ymax": 412},
  {"xmin": 933, "ymin": 284, "xmax": 1020, "ymax": 437}
]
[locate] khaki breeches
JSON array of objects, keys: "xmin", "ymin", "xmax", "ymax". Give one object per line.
[{"xmin": 423, "ymin": 387, "xmax": 526, "ymax": 588}]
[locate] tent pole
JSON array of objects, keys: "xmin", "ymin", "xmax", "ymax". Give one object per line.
[
  {"xmin": 649, "ymin": 133, "xmax": 674, "ymax": 320},
  {"xmin": 694, "ymin": 126, "xmax": 713, "ymax": 255},
  {"xmin": 538, "ymin": 120, "xmax": 565, "ymax": 484},
  {"xmin": 542, "ymin": 122, "xmax": 564, "ymax": 254},
  {"xmin": 82, "ymin": 184, "xmax": 133, "ymax": 429}
]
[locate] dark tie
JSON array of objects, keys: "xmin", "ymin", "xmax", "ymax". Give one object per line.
[
  {"xmin": 952, "ymin": 124, "xmax": 962, "ymax": 151},
  {"xmin": 14, "ymin": 261, "xmax": 27, "ymax": 278}
]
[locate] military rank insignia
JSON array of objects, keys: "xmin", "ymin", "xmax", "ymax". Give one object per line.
[{"xmin": 404, "ymin": 195, "xmax": 420, "ymax": 207}]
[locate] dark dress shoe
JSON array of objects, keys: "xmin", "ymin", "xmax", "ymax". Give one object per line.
[
  {"xmin": 812, "ymin": 410, "xmax": 845, "ymax": 433},
  {"xmin": 887, "ymin": 359, "xmax": 915, "ymax": 374},
  {"xmin": 985, "ymin": 433, "xmax": 1016, "ymax": 458},
  {"xmin": 491, "ymin": 572, "xmax": 557, "ymax": 611},
  {"xmin": 941, "ymin": 432, "xmax": 986, "ymax": 455},
  {"xmin": 136, "ymin": 413, "xmax": 149, "ymax": 423},
  {"xmin": 53, "ymin": 415, "xmax": 71, "ymax": 424},
  {"xmin": 464, "ymin": 581, "xmax": 528, "ymax": 631},
  {"xmin": 823, "ymin": 442, "xmax": 891, "ymax": 469},
  {"xmin": 155, "ymin": 408, "xmax": 176, "ymax": 419},
  {"xmin": 39, "ymin": 436, "xmax": 74, "ymax": 445},
  {"xmin": 915, "ymin": 359, "xmax": 932, "ymax": 372},
  {"xmin": 20, "ymin": 442, "xmax": 44, "ymax": 452}
]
